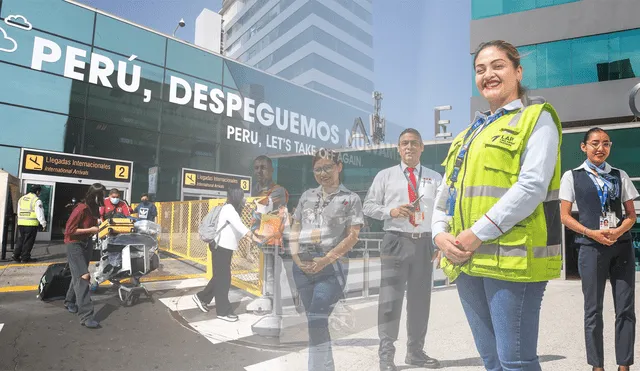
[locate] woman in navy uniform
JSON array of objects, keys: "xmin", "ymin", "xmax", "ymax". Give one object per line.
[{"xmin": 559, "ymin": 127, "xmax": 638, "ymax": 371}]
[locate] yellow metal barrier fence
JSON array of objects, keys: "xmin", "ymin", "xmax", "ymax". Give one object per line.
[{"xmin": 149, "ymin": 199, "xmax": 263, "ymax": 296}]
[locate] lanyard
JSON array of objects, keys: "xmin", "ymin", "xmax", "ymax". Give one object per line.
[
  {"xmin": 448, "ymin": 110, "xmax": 509, "ymax": 184},
  {"xmin": 445, "ymin": 109, "xmax": 510, "ymax": 217},
  {"xmin": 313, "ymin": 189, "xmax": 339, "ymax": 226},
  {"xmin": 400, "ymin": 165, "xmax": 422, "ymax": 197},
  {"xmin": 587, "ymin": 172, "xmax": 609, "ymax": 214}
]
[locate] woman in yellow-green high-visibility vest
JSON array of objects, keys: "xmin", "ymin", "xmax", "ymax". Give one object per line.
[{"xmin": 432, "ymin": 40, "xmax": 563, "ymax": 371}]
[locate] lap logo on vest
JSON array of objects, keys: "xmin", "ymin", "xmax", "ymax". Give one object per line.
[{"xmin": 492, "ymin": 134, "xmax": 516, "ymax": 148}]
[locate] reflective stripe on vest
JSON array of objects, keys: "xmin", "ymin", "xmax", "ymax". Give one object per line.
[
  {"xmin": 464, "ymin": 185, "xmax": 560, "ymax": 202},
  {"xmin": 440, "ymin": 102, "xmax": 563, "ymax": 283},
  {"xmin": 18, "ymin": 194, "xmax": 40, "ymax": 226},
  {"xmin": 476, "ymin": 244, "xmax": 562, "ymax": 258}
]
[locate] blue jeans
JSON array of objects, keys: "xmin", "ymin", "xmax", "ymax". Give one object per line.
[
  {"xmin": 293, "ymin": 257, "xmax": 348, "ymax": 371},
  {"xmin": 456, "ymin": 273, "xmax": 548, "ymax": 371}
]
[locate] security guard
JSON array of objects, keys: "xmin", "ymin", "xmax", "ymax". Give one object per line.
[
  {"xmin": 432, "ymin": 40, "xmax": 562, "ymax": 370},
  {"xmin": 363, "ymin": 128, "xmax": 442, "ymax": 371},
  {"xmin": 559, "ymin": 127, "xmax": 637, "ymax": 371},
  {"xmin": 13, "ymin": 185, "xmax": 47, "ymax": 263}
]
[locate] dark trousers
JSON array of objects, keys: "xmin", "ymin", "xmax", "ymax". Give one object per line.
[
  {"xmin": 378, "ymin": 232, "xmax": 433, "ymax": 360},
  {"xmin": 197, "ymin": 246, "xmax": 234, "ymax": 315},
  {"xmin": 13, "ymin": 226, "xmax": 38, "ymax": 260},
  {"xmin": 64, "ymin": 241, "xmax": 95, "ymax": 323},
  {"xmin": 578, "ymin": 242, "xmax": 636, "ymax": 367}
]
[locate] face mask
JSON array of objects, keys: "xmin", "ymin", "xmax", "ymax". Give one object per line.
[
  {"xmin": 141, "ymin": 199, "xmax": 148, "ymax": 203},
  {"xmin": 110, "ymin": 197, "xmax": 120, "ymax": 205}
]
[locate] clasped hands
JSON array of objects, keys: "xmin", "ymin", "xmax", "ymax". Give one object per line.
[
  {"xmin": 293, "ymin": 254, "xmax": 331, "ymax": 274},
  {"xmin": 434, "ymin": 229, "xmax": 481, "ymax": 265},
  {"xmin": 585, "ymin": 228, "xmax": 623, "ymax": 246}
]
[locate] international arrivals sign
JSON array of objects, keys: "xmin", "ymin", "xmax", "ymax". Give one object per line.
[
  {"xmin": 20, "ymin": 149, "xmax": 132, "ymax": 183},
  {"xmin": 181, "ymin": 168, "xmax": 251, "ymax": 193}
]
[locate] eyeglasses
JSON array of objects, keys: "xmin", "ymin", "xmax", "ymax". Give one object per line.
[
  {"xmin": 587, "ymin": 141, "xmax": 613, "ymax": 150},
  {"xmin": 313, "ymin": 164, "xmax": 335, "ymax": 174}
]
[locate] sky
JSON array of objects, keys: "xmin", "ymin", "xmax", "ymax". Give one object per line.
[{"xmin": 77, "ymin": 0, "xmax": 472, "ymax": 139}]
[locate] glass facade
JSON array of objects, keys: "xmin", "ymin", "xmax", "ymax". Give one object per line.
[
  {"xmin": 0, "ymin": 0, "xmax": 372, "ymax": 201},
  {"xmin": 472, "ymin": 28, "xmax": 640, "ymax": 96},
  {"xmin": 233, "ymin": 0, "xmax": 373, "ymax": 61},
  {"xmin": 250, "ymin": 26, "xmax": 374, "ymax": 71},
  {"xmin": 472, "ymin": 0, "xmax": 580, "ymax": 20}
]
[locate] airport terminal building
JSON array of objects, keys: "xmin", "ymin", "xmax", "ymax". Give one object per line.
[{"xmin": 0, "ymin": 0, "xmax": 392, "ymax": 240}]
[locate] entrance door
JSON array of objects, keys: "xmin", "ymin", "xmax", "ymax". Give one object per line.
[{"xmin": 22, "ymin": 181, "xmax": 55, "ymax": 241}]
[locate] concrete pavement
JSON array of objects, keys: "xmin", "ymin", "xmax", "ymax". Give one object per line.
[
  {"xmin": 159, "ymin": 273, "xmax": 640, "ymax": 371},
  {"xmin": 0, "ymin": 243, "xmax": 638, "ymax": 371}
]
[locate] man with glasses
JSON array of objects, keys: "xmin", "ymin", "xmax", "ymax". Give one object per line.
[{"xmin": 363, "ymin": 128, "xmax": 442, "ymax": 371}]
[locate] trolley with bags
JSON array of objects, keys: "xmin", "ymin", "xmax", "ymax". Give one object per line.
[{"xmin": 92, "ymin": 218, "xmax": 161, "ymax": 306}]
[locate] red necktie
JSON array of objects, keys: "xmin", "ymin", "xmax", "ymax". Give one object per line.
[{"xmin": 407, "ymin": 167, "xmax": 419, "ymax": 226}]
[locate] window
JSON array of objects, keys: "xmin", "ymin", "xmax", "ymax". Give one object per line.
[
  {"xmin": 165, "ymin": 40, "xmax": 223, "ymax": 85},
  {"xmin": 472, "ymin": 0, "xmax": 580, "ymax": 19},
  {"xmin": 0, "ymin": 63, "xmax": 86, "ymax": 116},
  {"xmin": 0, "ymin": 103, "xmax": 67, "ymax": 150},
  {"xmin": 225, "ymin": 0, "xmax": 275, "ymax": 40},
  {"xmin": 160, "ymin": 70, "xmax": 223, "ymax": 141},
  {"xmin": 561, "ymin": 128, "xmax": 640, "ymax": 177},
  {"xmin": 332, "ymin": 0, "xmax": 372, "ymax": 24},
  {"xmin": 472, "ymin": 28, "xmax": 640, "ymax": 96},
  {"xmin": 277, "ymin": 54, "xmax": 374, "ymax": 93},
  {"xmin": 83, "ymin": 119, "xmax": 159, "ymax": 196},
  {"xmin": 1, "ymin": 0, "xmax": 95, "ymax": 44},
  {"xmin": 253, "ymin": 26, "xmax": 374, "ymax": 71},
  {"xmin": 84, "ymin": 50, "xmax": 164, "ymax": 131},
  {"xmin": 230, "ymin": 0, "xmax": 373, "ymax": 58},
  {"xmin": 0, "ymin": 145, "xmax": 21, "ymax": 176},
  {"xmin": 305, "ymin": 82, "xmax": 373, "ymax": 112},
  {"xmin": 0, "ymin": 29, "xmax": 92, "ymax": 76},
  {"xmin": 93, "ymin": 14, "xmax": 166, "ymax": 66}
]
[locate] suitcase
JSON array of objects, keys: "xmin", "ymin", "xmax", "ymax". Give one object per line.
[
  {"xmin": 37, "ymin": 262, "xmax": 71, "ymax": 301},
  {"xmin": 98, "ymin": 217, "xmax": 135, "ymax": 239}
]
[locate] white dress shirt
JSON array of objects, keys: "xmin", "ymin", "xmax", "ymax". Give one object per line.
[
  {"xmin": 559, "ymin": 162, "xmax": 639, "ymax": 205},
  {"xmin": 431, "ymin": 99, "xmax": 559, "ymax": 241},
  {"xmin": 215, "ymin": 204, "xmax": 250, "ymax": 251},
  {"xmin": 363, "ymin": 162, "xmax": 443, "ymax": 233}
]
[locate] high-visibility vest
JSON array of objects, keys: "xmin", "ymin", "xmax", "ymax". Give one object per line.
[
  {"xmin": 18, "ymin": 193, "xmax": 40, "ymax": 226},
  {"xmin": 440, "ymin": 102, "xmax": 563, "ymax": 283}
]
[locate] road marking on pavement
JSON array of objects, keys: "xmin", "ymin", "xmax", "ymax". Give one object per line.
[
  {"xmin": 0, "ymin": 324, "xmax": 4, "ymax": 333},
  {"xmin": 0, "ymin": 257, "xmax": 187, "ymax": 269},
  {"xmin": 0, "ymin": 285, "xmax": 39, "ymax": 293},
  {"xmin": 0, "ymin": 274, "xmax": 206, "ymax": 293}
]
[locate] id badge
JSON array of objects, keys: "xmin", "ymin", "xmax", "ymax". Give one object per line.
[
  {"xmin": 414, "ymin": 211, "xmax": 424, "ymax": 225},
  {"xmin": 599, "ymin": 215, "xmax": 610, "ymax": 230},
  {"xmin": 606, "ymin": 211, "xmax": 618, "ymax": 228},
  {"xmin": 446, "ymin": 188, "xmax": 457, "ymax": 216}
]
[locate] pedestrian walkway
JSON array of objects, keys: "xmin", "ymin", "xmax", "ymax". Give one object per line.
[
  {"xmin": 160, "ymin": 273, "xmax": 640, "ymax": 371},
  {"xmin": 0, "ymin": 242, "xmax": 206, "ymax": 292}
]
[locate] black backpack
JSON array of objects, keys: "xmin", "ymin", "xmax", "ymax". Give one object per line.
[{"xmin": 37, "ymin": 262, "xmax": 71, "ymax": 301}]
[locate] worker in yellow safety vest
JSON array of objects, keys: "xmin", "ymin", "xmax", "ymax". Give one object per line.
[
  {"xmin": 13, "ymin": 185, "xmax": 47, "ymax": 263},
  {"xmin": 431, "ymin": 40, "xmax": 562, "ymax": 371}
]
